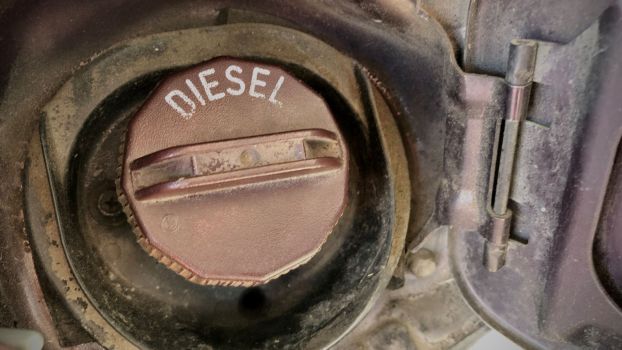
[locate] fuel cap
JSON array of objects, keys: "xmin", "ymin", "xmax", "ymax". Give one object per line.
[{"xmin": 118, "ymin": 57, "xmax": 348, "ymax": 287}]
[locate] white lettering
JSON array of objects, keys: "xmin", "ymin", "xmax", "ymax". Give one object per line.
[
  {"xmin": 198, "ymin": 68, "xmax": 225, "ymax": 101},
  {"xmin": 225, "ymin": 65, "xmax": 245, "ymax": 96},
  {"xmin": 165, "ymin": 65, "xmax": 287, "ymax": 119},
  {"xmin": 268, "ymin": 75, "xmax": 285, "ymax": 105},
  {"xmin": 185, "ymin": 79, "xmax": 205, "ymax": 106},
  {"xmin": 164, "ymin": 90, "xmax": 196, "ymax": 119},
  {"xmin": 249, "ymin": 67, "xmax": 270, "ymax": 99}
]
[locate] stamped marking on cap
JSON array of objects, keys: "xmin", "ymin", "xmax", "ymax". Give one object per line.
[
  {"xmin": 118, "ymin": 57, "xmax": 348, "ymax": 286},
  {"xmin": 164, "ymin": 64, "xmax": 286, "ymax": 120},
  {"xmin": 161, "ymin": 214, "xmax": 179, "ymax": 233}
]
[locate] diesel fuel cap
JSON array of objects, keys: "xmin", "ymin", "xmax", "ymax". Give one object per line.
[{"xmin": 118, "ymin": 57, "xmax": 348, "ymax": 287}]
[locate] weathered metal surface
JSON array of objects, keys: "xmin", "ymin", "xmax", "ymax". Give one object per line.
[
  {"xmin": 334, "ymin": 227, "xmax": 482, "ymax": 350},
  {"xmin": 7, "ymin": 0, "xmax": 621, "ymax": 349},
  {"xmin": 30, "ymin": 21, "xmax": 410, "ymax": 349},
  {"xmin": 463, "ymin": 0, "xmax": 611, "ymax": 75},
  {"xmin": 483, "ymin": 39, "xmax": 538, "ymax": 271},
  {"xmin": 0, "ymin": 5, "xmax": 445, "ymax": 349},
  {"xmin": 119, "ymin": 57, "xmax": 349, "ymax": 286},
  {"xmin": 25, "ymin": 130, "xmax": 130, "ymax": 349},
  {"xmin": 539, "ymin": 8, "xmax": 622, "ymax": 345},
  {"xmin": 449, "ymin": 2, "xmax": 622, "ymax": 349}
]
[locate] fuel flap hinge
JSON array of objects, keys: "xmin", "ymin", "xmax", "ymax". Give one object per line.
[{"xmin": 484, "ymin": 39, "xmax": 538, "ymax": 272}]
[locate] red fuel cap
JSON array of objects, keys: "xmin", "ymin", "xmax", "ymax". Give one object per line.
[{"xmin": 118, "ymin": 57, "xmax": 348, "ymax": 286}]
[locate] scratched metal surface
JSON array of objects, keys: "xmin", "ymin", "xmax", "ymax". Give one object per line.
[{"xmin": 1, "ymin": 1, "xmax": 622, "ymax": 349}]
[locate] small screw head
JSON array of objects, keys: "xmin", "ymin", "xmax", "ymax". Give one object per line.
[
  {"xmin": 97, "ymin": 190, "xmax": 122, "ymax": 217},
  {"xmin": 407, "ymin": 248, "xmax": 437, "ymax": 278}
]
